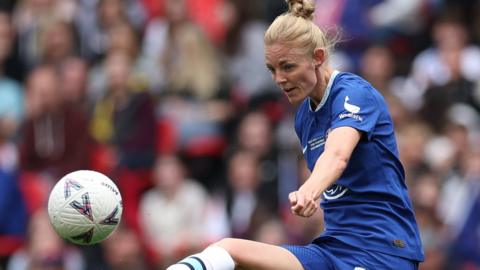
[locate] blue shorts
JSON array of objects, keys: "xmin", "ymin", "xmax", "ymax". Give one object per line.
[{"xmin": 283, "ymin": 237, "xmax": 419, "ymax": 270}]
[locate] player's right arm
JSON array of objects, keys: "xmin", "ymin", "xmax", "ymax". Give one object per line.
[{"xmin": 289, "ymin": 126, "xmax": 361, "ymax": 217}]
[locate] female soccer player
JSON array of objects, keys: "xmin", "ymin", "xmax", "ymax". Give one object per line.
[{"xmin": 167, "ymin": 0, "xmax": 424, "ymax": 269}]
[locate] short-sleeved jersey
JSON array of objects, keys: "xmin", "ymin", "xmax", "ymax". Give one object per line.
[{"xmin": 294, "ymin": 71, "xmax": 424, "ymax": 261}]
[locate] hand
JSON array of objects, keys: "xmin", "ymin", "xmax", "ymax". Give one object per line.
[{"xmin": 288, "ymin": 188, "xmax": 319, "ymax": 217}]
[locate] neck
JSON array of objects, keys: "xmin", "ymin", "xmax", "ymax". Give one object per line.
[{"xmin": 309, "ymin": 66, "xmax": 334, "ymax": 107}]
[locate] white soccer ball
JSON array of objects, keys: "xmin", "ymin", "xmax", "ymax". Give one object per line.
[{"xmin": 47, "ymin": 170, "xmax": 123, "ymax": 245}]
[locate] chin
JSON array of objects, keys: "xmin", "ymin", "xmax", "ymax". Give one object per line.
[{"xmin": 286, "ymin": 95, "xmax": 305, "ymax": 106}]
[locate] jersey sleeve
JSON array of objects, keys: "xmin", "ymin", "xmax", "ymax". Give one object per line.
[{"xmin": 330, "ymin": 85, "xmax": 381, "ymax": 140}]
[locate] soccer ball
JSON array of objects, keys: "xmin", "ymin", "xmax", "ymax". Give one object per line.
[{"xmin": 47, "ymin": 170, "xmax": 123, "ymax": 245}]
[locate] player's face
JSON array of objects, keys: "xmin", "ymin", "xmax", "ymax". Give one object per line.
[{"xmin": 265, "ymin": 43, "xmax": 318, "ymax": 104}]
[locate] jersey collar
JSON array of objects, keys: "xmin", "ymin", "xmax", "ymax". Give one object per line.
[{"xmin": 309, "ymin": 70, "xmax": 339, "ymax": 112}]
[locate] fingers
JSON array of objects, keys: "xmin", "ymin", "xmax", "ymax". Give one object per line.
[
  {"xmin": 288, "ymin": 191, "xmax": 297, "ymax": 206},
  {"xmin": 301, "ymin": 202, "xmax": 318, "ymax": 217},
  {"xmin": 289, "ymin": 191, "xmax": 318, "ymax": 217}
]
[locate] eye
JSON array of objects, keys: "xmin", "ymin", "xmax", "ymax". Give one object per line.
[
  {"xmin": 282, "ymin": 63, "xmax": 295, "ymax": 71},
  {"xmin": 266, "ymin": 66, "xmax": 275, "ymax": 74}
]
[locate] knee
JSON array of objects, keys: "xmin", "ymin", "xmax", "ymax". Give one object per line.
[
  {"xmin": 210, "ymin": 238, "xmax": 241, "ymax": 265},
  {"xmin": 211, "ymin": 238, "xmax": 237, "ymax": 251},
  {"xmin": 212, "ymin": 237, "xmax": 251, "ymax": 261}
]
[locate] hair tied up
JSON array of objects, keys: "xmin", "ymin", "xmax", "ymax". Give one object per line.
[{"xmin": 286, "ymin": 0, "xmax": 315, "ymax": 20}]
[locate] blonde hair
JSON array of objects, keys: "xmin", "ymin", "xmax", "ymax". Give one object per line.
[
  {"xmin": 164, "ymin": 23, "xmax": 222, "ymax": 100},
  {"xmin": 264, "ymin": 0, "xmax": 335, "ymax": 58}
]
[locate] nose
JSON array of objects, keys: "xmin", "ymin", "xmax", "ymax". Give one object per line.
[{"xmin": 274, "ymin": 71, "xmax": 287, "ymax": 86}]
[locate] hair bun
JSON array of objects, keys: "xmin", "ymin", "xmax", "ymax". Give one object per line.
[{"xmin": 286, "ymin": 0, "xmax": 315, "ymax": 20}]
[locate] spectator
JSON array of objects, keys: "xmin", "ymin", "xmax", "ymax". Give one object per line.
[
  {"xmin": 156, "ymin": 21, "xmax": 233, "ymax": 189},
  {"xmin": 75, "ymin": 0, "xmax": 146, "ymax": 62},
  {"xmin": 233, "ymin": 111, "xmax": 279, "ymax": 210},
  {"xmin": 89, "ymin": 50, "xmax": 156, "ymax": 237},
  {"xmin": 90, "ymin": 51, "xmax": 156, "ymax": 171},
  {"xmin": 89, "ymin": 22, "xmax": 150, "ymax": 102},
  {"xmin": 396, "ymin": 121, "xmax": 433, "ymax": 185},
  {"xmin": 58, "ymin": 57, "xmax": 90, "ymax": 113},
  {"xmin": 139, "ymin": 154, "xmax": 210, "ymax": 268},
  {"xmin": 368, "ymin": 0, "xmax": 431, "ymax": 37},
  {"xmin": 358, "ymin": 45, "xmax": 396, "ymax": 94},
  {"xmin": 7, "ymin": 210, "xmax": 84, "ymax": 270},
  {"xmin": 439, "ymin": 151, "xmax": 480, "ymax": 269},
  {"xmin": 0, "ymin": 10, "xmax": 24, "ymax": 138},
  {"xmin": 13, "ymin": 0, "xmax": 77, "ymax": 70},
  {"xmin": 19, "ymin": 66, "xmax": 90, "ymax": 212},
  {"xmin": 37, "ymin": 19, "xmax": 78, "ymax": 68},
  {"xmin": 142, "ymin": 0, "xmax": 227, "ymax": 72},
  {"xmin": 409, "ymin": 14, "xmax": 480, "ymax": 106},
  {"xmin": 0, "ymin": 11, "xmax": 27, "ymax": 267},
  {"xmin": 102, "ymin": 224, "xmax": 148, "ymax": 270},
  {"xmin": 224, "ymin": 150, "xmax": 264, "ymax": 238},
  {"xmin": 222, "ymin": 0, "xmax": 277, "ymax": 100},
  {"xmin": 252, "ymin": 218, "xmax": 288, "ymax": 245},
  {"xmin": 142, "ymin": 0, "xmax": 189, "ymax": 93},
  {"xmin": 411, "ymin": 172, "xmax": 447, "ymax": 270},
  {"xmin": 20, "ymin": 66, "xmax": 90, "ymax": 178}
]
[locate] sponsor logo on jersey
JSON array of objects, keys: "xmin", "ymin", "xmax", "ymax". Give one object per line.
[
  {"xmin": 339, "ymin": 96, "xmax": 363, "ymax": 121},
  {"xmin": 323, "ymin": 184, "xmax": 349, "ymax": 200}
]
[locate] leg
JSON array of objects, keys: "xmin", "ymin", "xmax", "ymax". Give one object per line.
[
  {"xmin": 167, "ymin": 238, "xmax": 304, "ymax": 270},
  {"xmin": 215, "ymin": 238, "xmax": 304, "ymax": 270}
]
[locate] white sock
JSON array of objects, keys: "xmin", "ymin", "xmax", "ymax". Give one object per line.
[{"xmin": 166, "ymin": 246, "xmax": 235, "ymax": 270}]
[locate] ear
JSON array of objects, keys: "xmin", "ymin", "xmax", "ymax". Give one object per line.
[{"xmin": 313, "ymin": 48, "xmax": 326, "ymax": 68}]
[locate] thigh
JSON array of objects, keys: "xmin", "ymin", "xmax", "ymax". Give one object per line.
[{"xmin": 214, "ymin": 238, "xmax": 305, "ymax": 270}]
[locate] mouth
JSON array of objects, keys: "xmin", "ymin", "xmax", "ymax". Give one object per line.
[{"xmin": 283, "ymin": 87, "xmax": 296, "ymax": 93}]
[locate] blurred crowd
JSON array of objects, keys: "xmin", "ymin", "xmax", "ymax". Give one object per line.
[{"xmin": 0, "ymin": 0, "xmax": 480, "ymax": 269}]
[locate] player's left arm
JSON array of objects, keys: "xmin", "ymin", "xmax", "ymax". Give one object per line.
[{"xmin": 289, "ymin": 126, "xmax": 361, "ymax": 217}]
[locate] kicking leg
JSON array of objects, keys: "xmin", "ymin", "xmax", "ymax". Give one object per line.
[
  {"xmin": 215, "ymin": 238, "xmax": 304, "ymax": 270},
  {"xmin": 167, "ymin": 238, "xmax": 304, "ymax": 270}
]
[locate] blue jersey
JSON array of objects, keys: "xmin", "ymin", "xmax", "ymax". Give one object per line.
[{"xmin": 294, "ymin": 71, "xmax": 424, "ymax": 261}]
